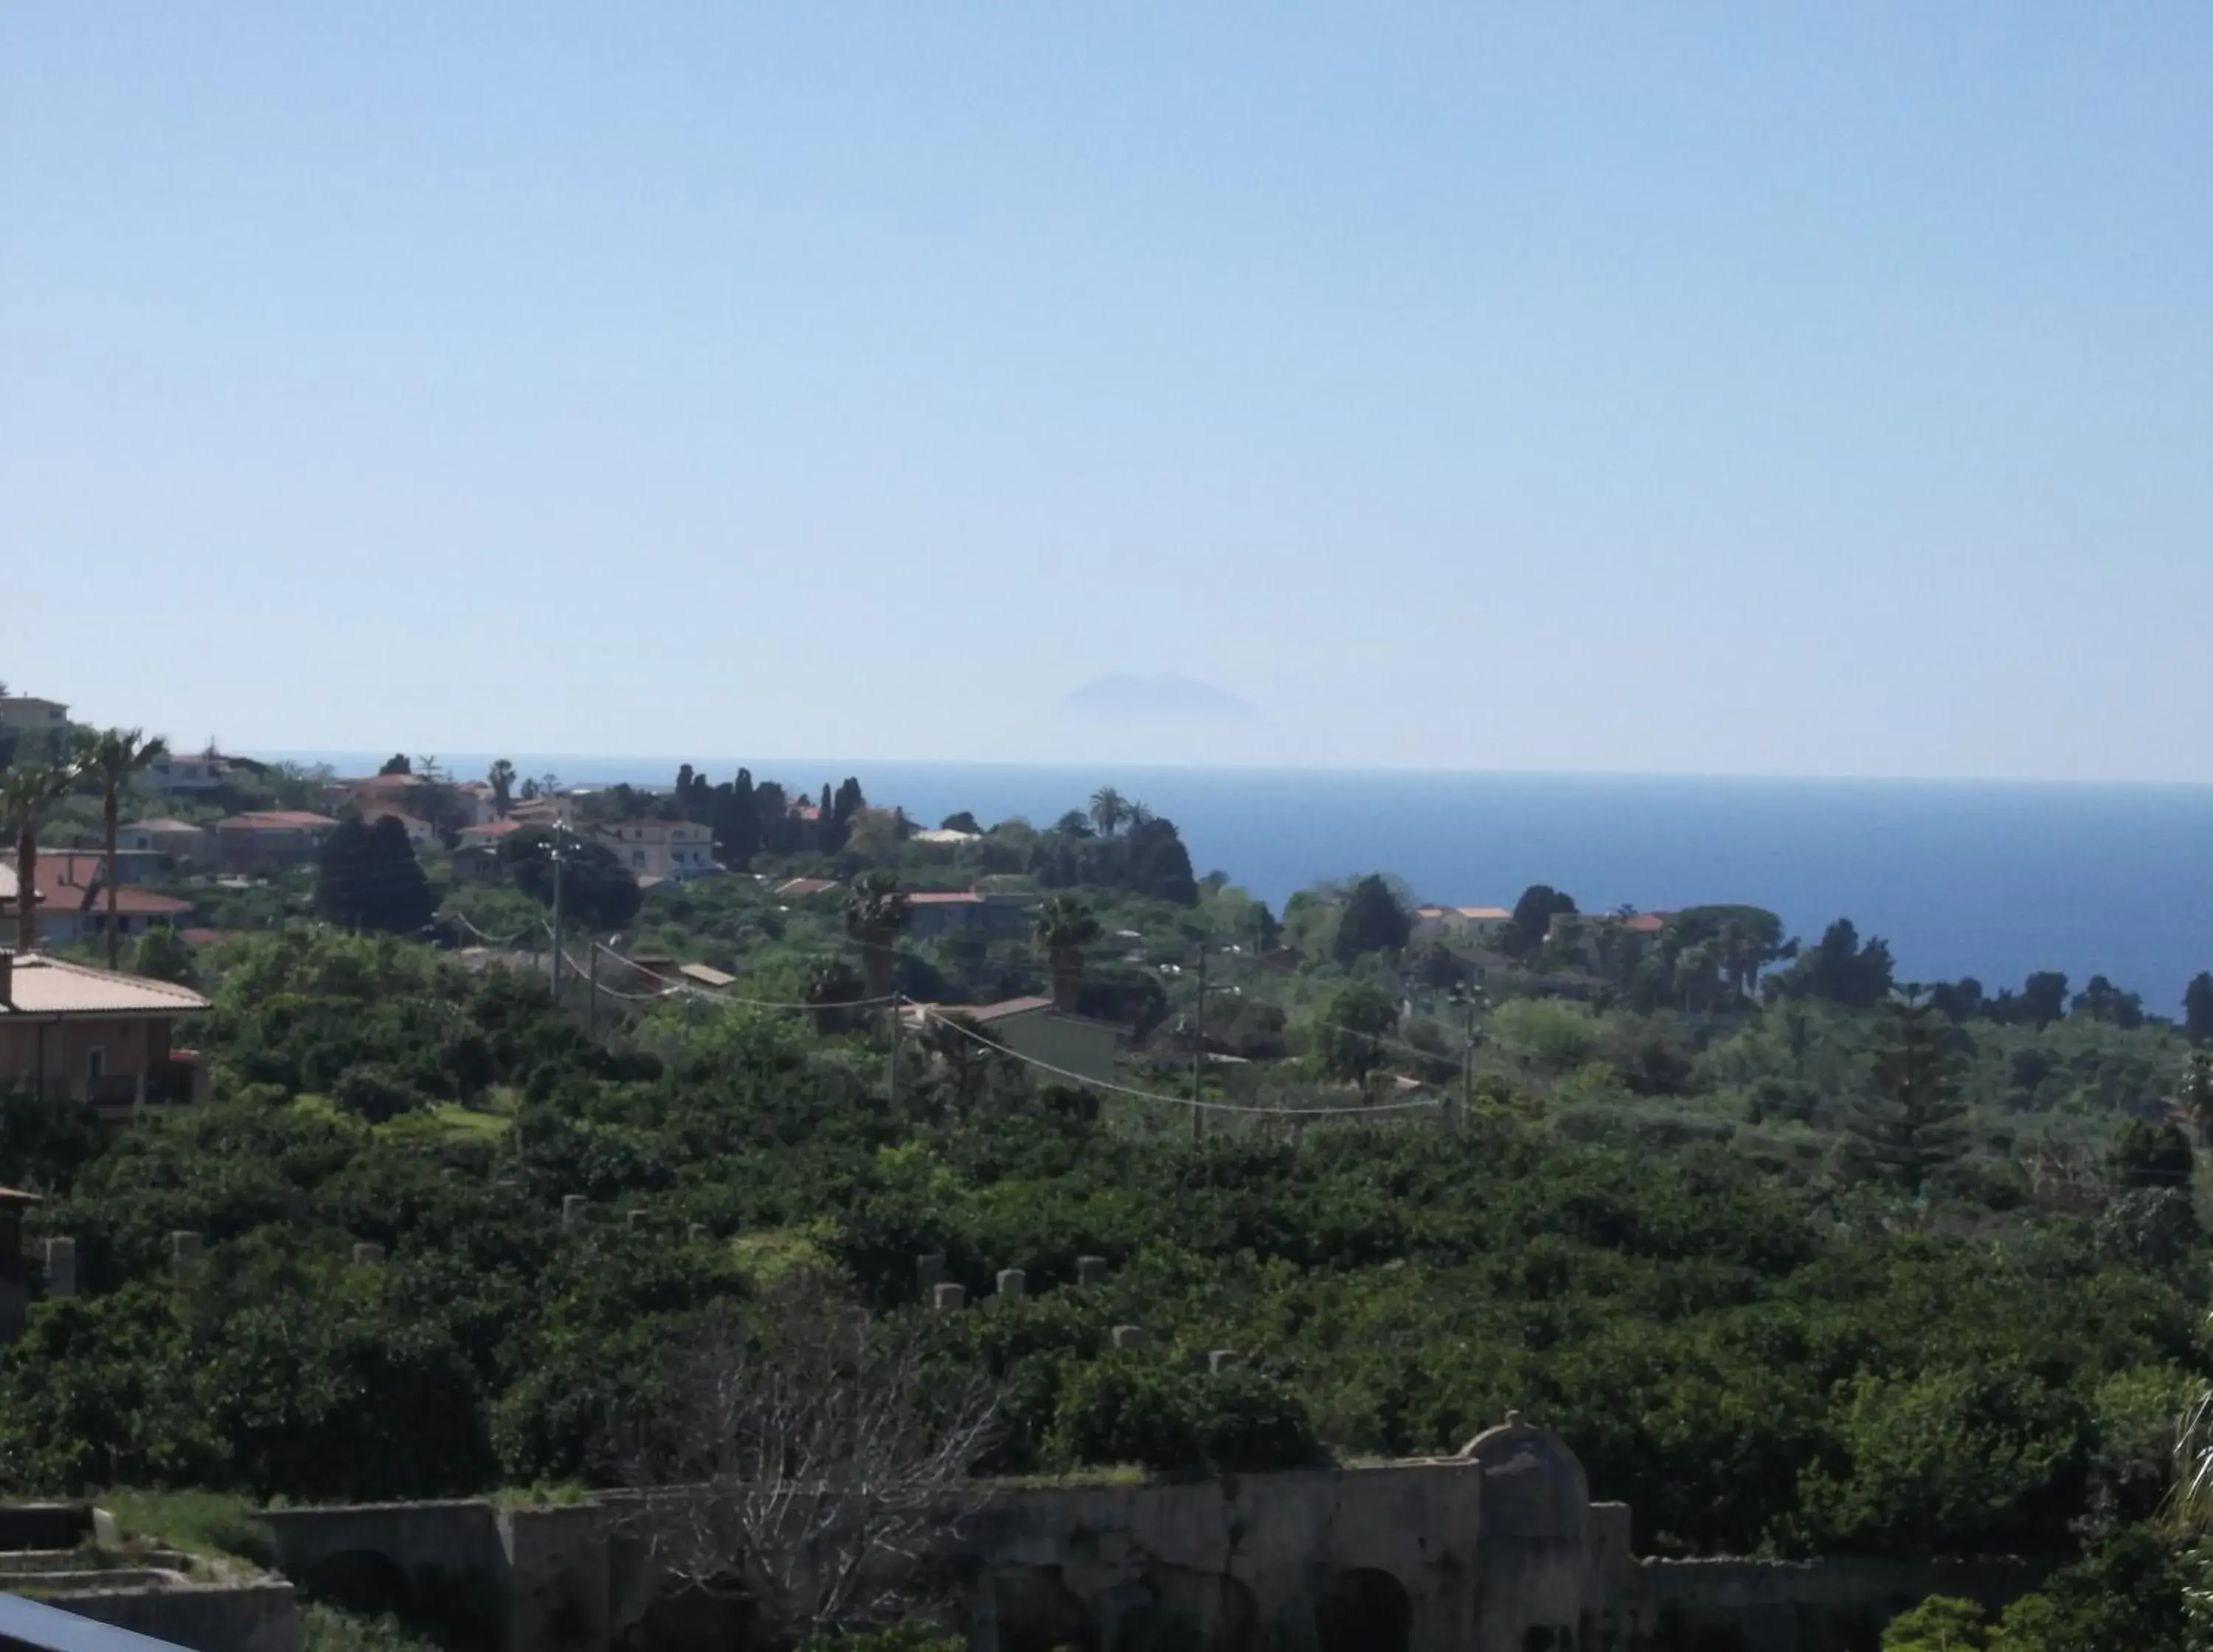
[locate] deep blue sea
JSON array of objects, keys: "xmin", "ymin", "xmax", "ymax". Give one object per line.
[{"xmin": 284, "ymin": 756, "xmax": 2213, "ymax": 1013}]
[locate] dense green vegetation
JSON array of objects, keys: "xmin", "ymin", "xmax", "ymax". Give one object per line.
[{"xmin": 7, "ymin": 759, "xmax": 2213, "ymax": 1643}]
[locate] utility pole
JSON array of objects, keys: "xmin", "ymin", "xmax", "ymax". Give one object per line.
[
  {"xmin": 887, "ymin": 994, "xmax": 902, "ymax": 1109},
  {"xmin": 1457, "ymin": 983, "xmax": 1485, "ymax": 1129},
  {"xmin": 1190, "ymin": 943, "xmax": 1208, "ymax": 1142},
  {"xmin": 549, "ymin": 819, "xmax": 567, "ymax": 1002}
]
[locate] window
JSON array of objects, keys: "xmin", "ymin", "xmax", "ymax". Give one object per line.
[
  {"xmin": 632, "ymin": 850, "xmax": 645, "ymax": 867},
  {"xmin": 86, "ymin": 1048, "xmax": 105, "ymax": 1086}
]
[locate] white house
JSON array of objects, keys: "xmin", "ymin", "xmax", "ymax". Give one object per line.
[{"xmin": 593, "ymin": 819, "xmax": 716, "ymax": 882}]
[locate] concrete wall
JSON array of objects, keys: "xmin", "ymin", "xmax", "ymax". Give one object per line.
[
  {"xmin": 251, "ymin": 1454, "xmax": 2049, "ymax": 1652},
  {"xmin": 58, "ymin": 1582, "xmax": 302, "ymax": 1652}
]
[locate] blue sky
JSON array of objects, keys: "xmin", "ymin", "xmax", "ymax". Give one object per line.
[{"xmin": 4, "ymin": 5, "xmax": 2209, "ymax": 778}]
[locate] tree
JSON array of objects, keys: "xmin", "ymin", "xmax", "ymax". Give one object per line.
[
  {"xmin": 1122, "ymin": 816, "xmax": 1198, "ymax": 906},
  {"xmin": 74, "ymin": 727, "xmax": 170, "ymax": 967},
  {"xmin": 1033, "ymin": 896, "xmax": 1101, "ymax": 1012},
  {"xmin": 2071, "ymin": 975, "xmax": 2144, "ymax": 1030},
  {"xmin": 130, "ymin": 924, "xmax": 198, "ymax": 988},
  {"xmin": 621, "ymin": 1287, "xmax": 998, "ymax": 1639},
  {"xmin": 2018, "ymin": 971, "xmax": 2069, "ymax": 1029},
  {"xmin": 1053, "ymin": 810, "xmax": 1094, "ymax": 838},
  {"xmin": 499, "ymin": 827, "xmax": 642, "ymax": 930},
  {"xmin": 1845, "ymin": 1000, "xmax": 1968, "ymax": 1194},
  {"xmin": 487, "ymin": 759, "xmax": 516, "ymax": 816},
  {"xmin": 1315, "ymin": 982, "xmax": 1399, "ymax": 1085},
  {"xmin": 1087, "ymin": 788, "xmax": 1127, "ymax": 839},
  {"xmin": 803, "ymin": 959, "xmax": 868, "ymax": 1037},
  {"xmin": 377, "ymin": 754, "xmax": 412, "ymax": 777},
  {"xmin": 2172, "ymin": 1052, "xmax": 2213, "ymax": 1148},
  {"xmin": 1772, "ymin": 919, "xmax": 1895, "ymax": 1010},
  {"xmin": 938, "ymin": 811, "xmax": 981, "ymax": 834},
  {"xmin": 2109, "ymin": 1119, "xmax": 2193, "ymax": 1192},
  {"xmin": 1332, "ymin": 875, "xmax": 1410, "ymax": 962},
  {"xmin": 1504, "ymin": 885, "xmax": 1576, "ymax": 958},
  {"xmin": 845, "ymin": 872, "xmax": 912, "ymax": 1002},
  {"xmin": 316, "ymin": 817, "xmax": 434, "ymax": 934},
  {"xmin": 0, "ymin": 755, "xmax": 84, "ymax": 954}
]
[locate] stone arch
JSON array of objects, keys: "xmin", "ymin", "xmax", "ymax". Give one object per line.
[
  {"xmin": 993, "ymin": 1564, "xmax": 1095, "ymax": 1652},
  {"xmin": 1315, "ymin": 1567, "xmax": 1413, "ymax": 1652},
  {"xmin": 1109, "ymin": 1565, "xmax": 1258, "ymax": 1652},
  {"xmin": 300, "ymin": 1547, "xmax": 415, "ymax": 1620}
]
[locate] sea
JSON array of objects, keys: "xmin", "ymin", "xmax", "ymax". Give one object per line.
[{"xmin": 283, "ymin": 757, "xmax": 2213, "ymax": 1013}]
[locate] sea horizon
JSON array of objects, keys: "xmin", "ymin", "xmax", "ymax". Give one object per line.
[{"xmin": 269, "ymin": 753, "xmax": 2213, "ymax": 1008}]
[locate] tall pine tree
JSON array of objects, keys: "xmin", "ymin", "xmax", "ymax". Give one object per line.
[{"xmin": 1846, "ymin": 999, "xmax": 1968, "ymax": 1194}]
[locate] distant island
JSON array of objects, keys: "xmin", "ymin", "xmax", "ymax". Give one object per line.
[{"xmin": 1058, "ymin": 672, "xmax": 1258, "ymax": 723}]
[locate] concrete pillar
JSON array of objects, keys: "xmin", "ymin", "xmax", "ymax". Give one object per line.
[
  {"xmin": 932, "ymin": 1283, "xmax": 966, "ymax": 1313},
  {"xmin": 1111, "ymin": 1325, "xmax": 1147, "ymax": 1350},
  {"xmin": 996, "ymin": 1268, "xmax": 1026, "ymax": 1299},
  {"xmin": 1077, "ymin": 1255, "xmax": 1109, "ymax": 1288},
  {"xmin": 1209, "ymin": 1349, "xmax": 1242, "ymax": 1374},
  {"xmin": 561, "ymin": 1195, "xmax": 589, "ymax": 1232},
  {"xmin": 170, "ymin": 1231, "xmax": 204, "ymax": 1274},
  {"xmin": 42, "ymin": 1238, "xmax": 75, "ymax": 1298},
  {"xmin": 917, "ymin": 1252, "xmax": 946, "ymax": 1294},
  {"xmin": 353, "ymin": 1242, "xmax": 387, "ymax": 1265}
]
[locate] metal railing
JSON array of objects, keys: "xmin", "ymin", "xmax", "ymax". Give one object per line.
[{"xmin": 0, "ymin": 1594, "xmax": 189, "ymax": 1651}]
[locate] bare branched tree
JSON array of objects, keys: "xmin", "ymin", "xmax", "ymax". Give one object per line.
[{"xmin": 620, "ymin": 1282, "xmax": 1000, "ymax": 1639}]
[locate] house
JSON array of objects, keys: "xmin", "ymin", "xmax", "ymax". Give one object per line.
[
  {"xmin": 902, "ymin": 996, "xmax": 1125, "ymax": 1086},
  {"xmin": 217, "ymin": 811, "xmax": 340, "ymax": 872},
  {"xmin": 593, "ymin": 819, "xmax": 716, "ymax": 882},
  {"xmin": 0, "ymin": 696, "xmax": 69, "ymax": 743},
  {"xmin": 910, "ymin": 827, "xmax": 981, "ymax": 846},
  {"xmin": 773, "ymin": 877, "xmax": 839, "ymax": 900},
  {"xmin": 0, "ymin": 855, "xmax": 196, "ymax": 948},
  {"xmin": 458, "ymin": 819, "xmax": 525, "ymax": 850},
  {"xmin": 905, "ymin": 886, "xmax": 1037, "ymax": 941},
  {"xmin": 122, "ymin": 819, "xmax": 215, "ymax": 863},
  {"xmin": 141, "ymin": 749, "xmax": 238, "ymax": 795},
  {"xmin": 0, "ymin": 949, "xmax": 212, "ymax": 1117},
  {"xmin": 1411, "ymin": 906, "xmax": 1514, "ymax": 945},
  {"xmin": 367, "ymin": 811, "xmax": 438, "ymax": 848},
  {"xmin": 451, "ymin": 845, "xmax": 505, "ymax": 884}
]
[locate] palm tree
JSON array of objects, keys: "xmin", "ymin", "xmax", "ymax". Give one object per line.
[
  {"xmin": 1125, "ymin": 800, "xmax": 1154, "ymax": 828},
  {"xmin": 843, "ymin": 870, "xmax": 912, "ymax": 1002},
  {"xmin": 77, "ymin": 728, "xmax": 169, "ymax": 968},
  {"xmin": 1088, "ymin": 787, "xmax": 1127, "ymax": 839},
  {"xmin": 0, "ymin": 755, "xmax": 85, "ymax": 954},
  {"xmin": 488, "ymin": 759, "xmax": 518, "ymax": 816},
  {"xmin": 1034, "ymin": 895, "xmax": 1101, "ymax": 1013}
]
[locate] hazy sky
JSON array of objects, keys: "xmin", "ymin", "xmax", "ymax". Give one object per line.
[{"xmin": 5, "ymin": 5, "xmax": 2209, "ymax": 777}]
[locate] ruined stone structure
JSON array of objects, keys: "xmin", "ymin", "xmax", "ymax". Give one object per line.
[{"xmin": 254, "ymin": 1427, "xmax": 2041, "ymax": 1652}]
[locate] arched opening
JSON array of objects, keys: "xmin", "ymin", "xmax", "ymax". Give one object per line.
[
  {"xmin": 1109, "ymin": 1566, "xmax": 1258, "ymax": 1652},
  {"xmin": 1315, "ymin": 1568, "xmax": 1412, "ymax": 1652},
  {"xmin": 302, "ymin": 1548, "xmax": 415, "ymax": 1620},
  {"xmin": 994, "ymin": 1564, "xmax": 1095, "ymax": 1652}
]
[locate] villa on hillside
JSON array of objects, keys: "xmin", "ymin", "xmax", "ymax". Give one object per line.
[
  {"xmin": 1410, "ymin": 905, "xmax": 1514, "ymax": 945},
  {"xmin": 122, "ymin": 819, "xmax": 216, "ymax": 862},
  {"xmin": 594, "ymin": 819, "xmax": 716, "ymax": 882},
  {"xmin": 905, "ymin": 885, "xmax": 1037, "ymax": 940},
  {"xmin": 217, "ymin": 811, "xmax": 340, "ymax": 872},
  {"xmin": 901, "ymin": 996, "xmax": 1125, "ymax": 1086},
  {"xmin": 0, "ymin": 695, "xmax": 69, "ymax": 741},
  {"xmin": 0, "ymin": 950, "xmax": 212, "ymax": 1116},
  {"xmin": 1, "ymin": 855, "xmax": 196, "ymax": 949}
]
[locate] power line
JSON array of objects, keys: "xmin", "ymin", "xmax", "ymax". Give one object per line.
[{"xmin": 924, "ymin": 1010, "xmax": 1443, "ymax": 1118}]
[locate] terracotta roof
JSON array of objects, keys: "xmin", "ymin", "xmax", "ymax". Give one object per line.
[
  {"xmin": 460, "ymin": 819, "xmax": 524, "ymax": 841},
  {"xmin": 180, "ymin": 929, "xmax": 224, "ymax": 948},
  {"xmin": 219, "ymin": 811, "xmax": 339, "ymax": 830},
  {"xmin": 14, "ymin": 856, "xmax": 195, "ymax": 917},
  {"xmin": 0, "ymin": 952, "xmax": 210, "ymax": 1017},
  {"xmin": 1621, "ymin": 912, "xmax": 1668, "ymax": 934}
]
